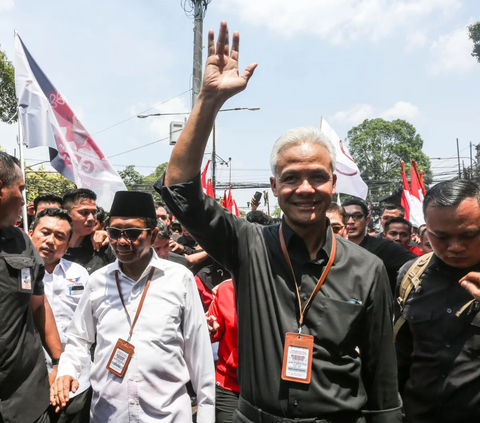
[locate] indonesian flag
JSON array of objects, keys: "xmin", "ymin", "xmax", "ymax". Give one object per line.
[
  {"xmin": 206, "ymin": 178, "xmax": 214, "ymax": 198},
  {"xmin": 320, "ymin": 118, "xmax": 368, "ymax": 199},
  {"xmin": 409, "ymin": 160, "xmax": 425, "ymax": 226},
  {"xmin": 400, "ymin": 161, "xmax": 411, "ymax": 221},
  {"xmin": 233, "ymin": 199, "xmax": 241, "ymax": 217},
  {"xmin": 201, "ymin": 160, "xmax": 211, "ymax": 192},
  {"xmin": 14, "ymin": 32, "xmax": 126, "ymax": 209},
  {"xmin": 226, "ymin": 187, "xmax": 233, "ymax": 212}
]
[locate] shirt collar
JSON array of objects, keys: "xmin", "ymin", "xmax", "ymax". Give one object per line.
[
  {"xmin": 280, "ymin": 216, "xmax": 335, "ymax": 262},
  {"xmin": 106, "ymin": 248, "xmax": 166, "ymax": 279}
]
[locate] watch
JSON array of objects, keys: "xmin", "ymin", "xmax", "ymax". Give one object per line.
[{"xmin": 51, "ymin": 358, "xmax": 60, "ymax": 366}]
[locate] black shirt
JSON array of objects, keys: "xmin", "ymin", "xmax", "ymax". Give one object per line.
[
  {"xmin": 0, "ymin": 227, "xmax": 49, "ymax": 423},
  {"xmin": 360, "ymin": 235, "xmax": 417, "ymax": 293},
  {"xmin": 63, "ymin": 235, "xmax": 115, "ymax": 274},
  {"xmin": 395, "ymin": 255, "xmax": 480, "ymax": 423},
  {"xmin": 157, "ymin": 174, "xmax": 402, "ymax": 423}
]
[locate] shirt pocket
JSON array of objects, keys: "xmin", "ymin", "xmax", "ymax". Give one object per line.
[
  {"xmin": 143, "ymin": 301, "xmax": 182, "ymax": 345},
  {"xmin": 403, "ymin": 306, "xmax": 433, "ymax": 349},
  {"xmin": 315, "ymin": 297, "xmax": 364, "ymax": 355},
  {"xmin": 4, "ymin": 256, "xmax": 35, "ymax": 300}
]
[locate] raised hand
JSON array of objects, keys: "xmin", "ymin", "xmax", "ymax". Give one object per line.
[{"xmin": 201, "ymin": 21, "xmax": 257, "ymax": 102}]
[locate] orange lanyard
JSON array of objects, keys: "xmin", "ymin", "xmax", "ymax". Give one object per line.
[
  {"xmin": 279, "ymin": 225, "xmax": 336, "ymax": 333},
  {"xmin": 115, "ymin": 267, "xmax": 155, "ymax": 342}
]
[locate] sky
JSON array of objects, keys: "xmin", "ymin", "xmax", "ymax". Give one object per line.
[{"xmin": 0, "ymin": 0, "xmax": 479, "ymax": 212}]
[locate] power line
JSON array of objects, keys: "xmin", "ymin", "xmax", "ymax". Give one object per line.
[
  {"xmin": 107, "ymin": 135, "xmax": 171, "ymax": 159},
  {"xmin": 91, "ymin": 89, "xmax": 191, "ymax": 136}
]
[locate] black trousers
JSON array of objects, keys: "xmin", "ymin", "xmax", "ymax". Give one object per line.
[
  {"xmin": 216, "ymin": 384, "xmax": 240, "ymax": 423},
  {"xmin": 48, "ymin": 387, "xmax": 92, "ymax": 423}
]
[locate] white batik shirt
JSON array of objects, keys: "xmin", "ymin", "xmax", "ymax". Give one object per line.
[
  {"xmin": 43, "ymin": 258, "xmax": 91, "ymax": 397},
  {"xmin": 57, "ymin": 250, "xmax": 215, "ymax": 423}
]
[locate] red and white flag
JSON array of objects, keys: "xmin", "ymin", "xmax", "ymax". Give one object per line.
[
  {"xmin": 319, "ymin": 118, "xmax": 368, "ymax": 199},
  {"xmin": 14, "ymin": 32, "xmax": 126, "ymax": 209},
  {"xmin": 409, "ymin": 160, "xmax": 425, "ymax": 226},
  {"xmin": 201, "ymin": 160, "xmax": 211, "ymax": 192},
  {"xmin": 400, "ymin": 161, "xmax": 411, "ymax": 221}
]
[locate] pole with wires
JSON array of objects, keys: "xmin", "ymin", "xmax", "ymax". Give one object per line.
[{"xmin": 191, "ymin": 0, "xmax": 204, "ymax": 108}]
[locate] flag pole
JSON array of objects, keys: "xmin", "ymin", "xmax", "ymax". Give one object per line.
[{"xmin": 17, "ymin": 115, "xmax": 29, "ymax": 232}]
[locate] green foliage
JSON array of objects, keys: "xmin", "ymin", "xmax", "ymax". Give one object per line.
[
  {"xmin": 271, "ymin": 204, "xmax": 282, "ymax": 218},
  {"xmin": 346, "ymin": 118, "xmax": 431, "ymax": 199},
  {"xmin": 142, "ymin": 162, "xmax": 168, "ymax": 184},
  {"xmin": 25, "ymin": 168, "xmax": 75, "ymax": 204},
  {"xmin": 0, "ymin": 46, "xmax": 17, "ymax": 124},
  {"xmin": 118, "ymin": 165, "xmax": 144, "ymax": 189},
  {"xmin": 468, "ymin": 21, "xmax": 480, "ymax": 63}
]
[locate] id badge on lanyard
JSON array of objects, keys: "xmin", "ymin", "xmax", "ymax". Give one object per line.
[
  {"xmin": 106, "ymin": 268, "xmax": 154, "ymax": 378},
  {"xmin": 278, "ymin": 225, "xmax": 336, "ymax": 385}
]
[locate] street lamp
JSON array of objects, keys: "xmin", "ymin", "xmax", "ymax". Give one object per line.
[{"xmin": 137, "ymin": 107, "xmax": 261, "ymax": 196}]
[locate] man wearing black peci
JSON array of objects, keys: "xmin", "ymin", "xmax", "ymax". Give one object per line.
[{"xmin": 157, "ymin": 21, "xmax": 401, "ymax": 423}]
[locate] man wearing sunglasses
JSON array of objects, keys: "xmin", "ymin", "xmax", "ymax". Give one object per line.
[
  {"xmin": 342, "ymin": 199, "xmax": 416, "ymax": 293},
  {"xmin": 51, "ymin": 191, "xmax": 215, "ymax": 423}
]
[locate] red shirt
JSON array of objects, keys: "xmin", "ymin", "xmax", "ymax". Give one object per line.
[
  {"xmin": 207, "ymin": 280, "xmax": 239, "ymax": 393},
  {"xmin": 409, "ymin": 246, "xmax": 423, "ymax": 256},
  {"xmin": 195, "ymin": 275, "xmax": 213, "ymax": 311}
]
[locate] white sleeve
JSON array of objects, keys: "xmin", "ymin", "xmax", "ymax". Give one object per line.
[
  {"xmin": 182, "ymin": 271, "xmax": 215, "ymax": 423},
  {"xmin": 57, "ymin": 278, "xmax": 96, "ymax": 380}
]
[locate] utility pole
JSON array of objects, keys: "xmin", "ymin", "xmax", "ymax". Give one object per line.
[
  {"xmin": 212, "ymin": 123, "xmax": 216, "ymax": 194},
  {"xmin": 470, "ymin": 142, "xmax": 474, "ymax": 179},
  {"xmin": 456, "ymin": 138, "xmax": 461, "ymax": 179},
  {"xmin": 191, "ymin": 0, "xmax": 204, "ymax": 108}
]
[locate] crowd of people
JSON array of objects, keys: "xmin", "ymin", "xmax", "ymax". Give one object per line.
[{"xmin": 2, "ymin": 20, "xmax": 480, "ymax": 423}]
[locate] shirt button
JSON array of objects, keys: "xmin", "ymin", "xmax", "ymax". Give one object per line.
[
  {"xmin": 293, "ymin": 400, "xmax": 299, "ymax": 406},
  {"xmin": 441, "ymin": 373, "xmax": 447, "ymax": 378},
  {"xmin": 302, "ymin": 295, "xmax": 308, "ymax": 301},
  {"xmin": 447, "ymin": 308, "xmax": 452, "ymax": 314},
  {"xmin": 446, "ymin": 343, "xmax": 451, "ymax": 348},
  {"xmin": 129, "ymin": 399, "xmax": 135, "ymax": 405}
]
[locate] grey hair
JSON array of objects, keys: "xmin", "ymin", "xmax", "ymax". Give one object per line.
[{"xmin": 270, "ymin": 126, "xmax": 337, "ymax": 175}]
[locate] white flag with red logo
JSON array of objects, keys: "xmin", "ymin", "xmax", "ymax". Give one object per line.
[
  {"xmin": 14, "ymin": 32, "xmax": 126, "ymax": 209},
  {"xmin": 320, "ymin": 118, "xmax": 368, "ymax": 200},
  {"xmin": 400, "ymin": 161, "xmax": 411, "ymax": 221}
]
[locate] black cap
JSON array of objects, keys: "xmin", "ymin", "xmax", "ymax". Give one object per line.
[{"xmin": 110, "ymin": 191, "xmax": 156, "ymax": 219}]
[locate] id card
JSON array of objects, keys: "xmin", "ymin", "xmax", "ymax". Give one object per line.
[
  {"xmin": 106, "ymin": 338, "xmax": 135, "ymax": 378},
  {"xmin": 20, "ymin": 268, "xmax": 32, "ymax": 292},
  {"xmin": 281, "ymin": 332, "xmax": 314, "ymax": 384}
]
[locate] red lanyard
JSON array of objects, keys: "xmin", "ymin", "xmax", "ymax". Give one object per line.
[
  {"xmin": 115, "ymin": 267, "xmax": 155, "ymax": 342},
  {"xmin": 279, "ymin": 225, "xmax": 336, "ymax": 332}
]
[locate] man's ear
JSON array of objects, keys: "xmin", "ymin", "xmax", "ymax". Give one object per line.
[
  {"xmin": 150, "ymin": 228, "xmax": 159, "ymax": 245},
  {"xmin": 270, "ymin": 176, "xmax": 278, "ymax": 197}
]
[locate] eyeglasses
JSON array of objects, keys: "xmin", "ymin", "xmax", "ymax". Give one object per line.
[
  {"xmin": 346, "ymin": 213, "xmax": 365, "ymax": 222},
  {"xmin": 106, "ymin": 227, "xmax": 150, "ymax": 241},
  {"xmin": 331, "ymin": 224, "xmax": 345, "ymax": 234}
]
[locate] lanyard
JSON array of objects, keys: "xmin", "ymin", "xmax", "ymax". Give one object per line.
[
  {"xmin": 279, "ymin": 225, "xmax": 336, "ymax": 333},
  {"xmin": 115, "ymin": 267, "xmax": 155, "ymax": 342}
]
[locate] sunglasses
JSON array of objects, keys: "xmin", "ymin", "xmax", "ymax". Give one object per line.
[
  {"xmin": 106, "ymin": 227, "xmax": 150, "ymax": 241},
  {"xmin": 346, "ymin": 213, "xmax": 365, "ymax": 222}
]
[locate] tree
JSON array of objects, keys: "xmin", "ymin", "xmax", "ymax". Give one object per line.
[
  {"xmin": 346, "ymin": 119, "xmax": 431, "ymax": 199},
  {"xmin": 271, "ymin": 204, "xmax": 282, "ymax": 218},
  {"xmin": 142, "ymin": 162, "xmax": 169, "ymax": 185},
  {"xmin": 25, "ymin": 168, "xmax": 75, "ymax": 203},
  {"xmin": 468, "ymin": 21, "xmax": 480, "ymax": 63},
  {"xmin": 0, "ymin": 45, "xmax": 17, "ymax": 124},
  {"xmin": 118, "ymin": 165, "xmax": 144, "ymax": 190}
]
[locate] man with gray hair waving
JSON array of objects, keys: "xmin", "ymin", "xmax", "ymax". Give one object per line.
[{"xmin": 157, "ymin": 21, "xmax": 401, "ymax": 423}]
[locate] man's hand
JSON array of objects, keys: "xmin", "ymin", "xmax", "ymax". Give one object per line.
[
  {"xmin": 201, "ymin": 21, "xmax": 257, "ymax": 102},
  {"xmin": 206, "ymin": 315, "xmax": 220, "ymax": 334},
  {"xmin": 460, "ymin": 272, "xmax": 480, "ymax": 301},
  {"xmin": 169, "ymin": 239, "xmax": 185, "ymax": 254},
  {"xmin": 91, "ymin": 230, "xmax": 109, "ymax": 252},
  {"xmin": 49, "ymin": 365, "xmax": 58, "ymax": 386},
  {"xmin": 251, "ymin": 196, "xmax": 260, "ymax": 211},
  {"xmin": 50, "ymin": 375, "xmax": 79, "ymax": 412}
]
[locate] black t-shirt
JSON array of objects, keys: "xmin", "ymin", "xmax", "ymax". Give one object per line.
[
  {"xmin": 360, "ymin": 235, "xmax": 417, "ymax": 293},
  {"xmin": 0, "ymin": 227, "xmax": 49, "ymax": 423},
  {"xmin": 63, "ymin": 235, "xmax": 115, "ymax": 274}
]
